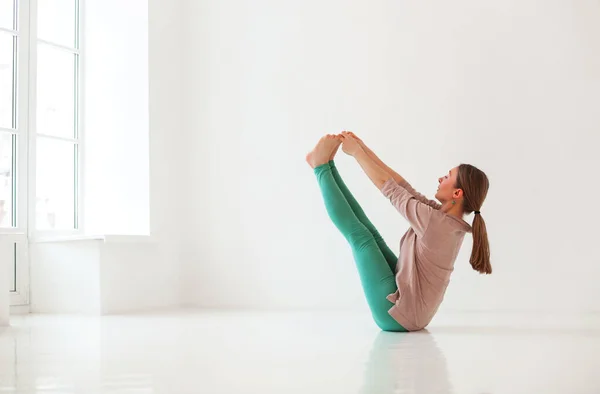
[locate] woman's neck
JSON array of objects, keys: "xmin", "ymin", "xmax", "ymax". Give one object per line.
[{"xmin": 440, "ymin": 201, "xmax": 465, "ymax": 219}]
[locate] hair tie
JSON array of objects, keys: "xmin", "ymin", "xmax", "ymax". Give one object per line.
[{"xmin": 474, "ymin": 211, "xmax": 481, "ymax": 215}]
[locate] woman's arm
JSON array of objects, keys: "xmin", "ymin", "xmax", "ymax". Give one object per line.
[
  {"xmin": 341, "ymin": 134, "xmax": 434, "ymax": 236},
  {"xmin": 345, "ymin": 132, "xmax": 407, "ymax": 185},
  {"xmin": 341, "ymin": 133, "xmax": 391, "ymax": 188},
  {"xmin": 345, "ymin": 132, "xmax": 441, "ymax": 210},
  {"xmin": 361, "ymin": 144, "xmax": 407, "ymax": 185},
  {"xmin": 350, "ymin": 148, "xmax": 393, "ymax": 190}
]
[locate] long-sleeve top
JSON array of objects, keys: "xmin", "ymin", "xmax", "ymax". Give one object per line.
[{"xmin": 380, "ymin": 178, "xmax": 472, "ymax": 331}]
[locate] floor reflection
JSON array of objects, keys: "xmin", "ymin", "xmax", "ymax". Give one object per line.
[{"xmin": 360, "ymin": 330, "xmax": 454, "ymax": 394}]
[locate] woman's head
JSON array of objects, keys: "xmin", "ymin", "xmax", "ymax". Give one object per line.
[
  {"xmin": 436, "ymin": 164, "xmax": 492, "ymax": 275},
  {"xmin": 435, "ymin": 166, "xmax": 462, "ymax": 203}
]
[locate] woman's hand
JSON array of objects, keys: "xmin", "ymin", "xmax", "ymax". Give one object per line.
[
  {"xmin": 340, "ymin": 132, "xmax": 363, "ymax": 156},
  {"xmin": 342, "ymin": 130, "xmax": 367, "ymax": 151},
  {"xmin": 340, "ymin": 131, "xmax": 392, "ymax": 189},
  {"xmin": 343, "ymin": 131, "xmax": 363, "ymax": 145}
]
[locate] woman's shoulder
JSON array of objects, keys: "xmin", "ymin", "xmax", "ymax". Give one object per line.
[{"xmin": 428, "ymin": 210, "xmax": 472, "ymax": 234}]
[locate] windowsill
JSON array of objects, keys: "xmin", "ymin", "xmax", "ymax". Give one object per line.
[{"xmin": 30, "ymin": 234, "xmax": 155, "ymax": 244}]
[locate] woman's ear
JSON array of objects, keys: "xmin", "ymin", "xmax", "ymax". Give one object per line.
[{"xmin": 453, "ymin": 189, "xmax": 463, "ymax": 199}]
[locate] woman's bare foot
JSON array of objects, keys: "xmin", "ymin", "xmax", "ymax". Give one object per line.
[
  {"xmin": 306, "ymin": 134, "xmax": 342, "ymax": 169},
  {"xmin": 329, "ymin": 134, "xmax": 342, "ymax": 161}
]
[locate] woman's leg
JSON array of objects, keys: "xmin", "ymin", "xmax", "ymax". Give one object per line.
[
  {"xmin": 329, "ymin": 160, "xmax": 398, "ymax": 273},
  {"xmin": 313, "ymin": 161, "xmax": 407, "ymax": 332}
]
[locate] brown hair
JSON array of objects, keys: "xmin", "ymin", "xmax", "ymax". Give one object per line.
[{"xmin": 456, "ymin": 164, "xmax": 491, "ymax": 274}]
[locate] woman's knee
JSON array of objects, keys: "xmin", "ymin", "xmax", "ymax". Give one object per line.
[{"xmin": 347, "ymin": 231, "xmax": 377, "ymax": 251}]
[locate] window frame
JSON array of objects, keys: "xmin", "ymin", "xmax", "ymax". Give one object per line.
[{"xmin": 29, "ymin": 0, "xmax": 83, "ymax": 238}]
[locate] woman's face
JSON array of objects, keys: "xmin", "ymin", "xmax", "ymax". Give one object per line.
[{"xmin": 435, "ymin": 166, "xmax": 460, "ymax": 202}]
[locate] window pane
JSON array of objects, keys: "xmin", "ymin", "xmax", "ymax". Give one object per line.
[
  {"xmin": 37, "ymin": 44, "xmax": 76, "ymax": 138},
  {"xmin": 0, "ymin": 33, "xmax": 15, "ymax": 129},
  {"xmin": 36, "ymin": 138, "xmax": 76, "ymax": 230},
  {"xmin": 0, "ymin": 0, "xmax": 14, "ymax": 30},
  {"xmin": 0, "ymin": 132, "xmax": 14, "ymax": 228},
  {"xmin": 0, "ymin": 133, "xmax": 16, "ymax": 227},
  {"xmin": 38, "ymin": 0, "xmax": 76, "ymax": 47}
]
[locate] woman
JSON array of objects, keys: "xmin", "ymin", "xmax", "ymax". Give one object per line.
[{"xmin": 306, "ymin": 132, "xmax": 491, "ymax": 332}]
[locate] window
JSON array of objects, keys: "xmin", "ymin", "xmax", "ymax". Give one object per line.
[
  {"xmin": 2, "ymin": 0, "xmax": 150, "ymax": 308},
  {"xmin": 0, "ymin": 0, "xmax": 81, "ymax": 306},
  {"xmin": 34, "ymin": 0, "xmax": 81, "ymax": 232}
]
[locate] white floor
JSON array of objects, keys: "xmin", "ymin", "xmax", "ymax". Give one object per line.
[{"xmin": 1, "ymin": 310, "xmax": 599, "ymax": 394}]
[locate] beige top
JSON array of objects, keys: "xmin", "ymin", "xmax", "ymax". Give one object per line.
[{"xmin": 381, "ymin": 178, "xmax": 472, "ymax": 331}]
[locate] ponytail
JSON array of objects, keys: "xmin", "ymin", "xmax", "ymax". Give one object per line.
[
  {"xmin": 456, "ymin": 164, "xmax": 491, "ymax": 274},
  {"xmin": 470, "ymin": 213, "xmax": 491, "ymax": 274}
]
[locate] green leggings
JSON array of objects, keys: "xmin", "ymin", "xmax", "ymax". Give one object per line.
[{"xmin": 314, "ymin": 161, "xmax": 407, "ymax": 332}]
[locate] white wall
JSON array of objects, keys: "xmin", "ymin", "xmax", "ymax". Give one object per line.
[
  {"xmin": 29, "ymin": 237, "xmax": 174, "ymax": 315},
  {"xmin": 146, "ymin": 0, "xmax": 186, "ymax": 310},
  {"xmin": 99, "ymin": 240, "xmax": 171, "ymax": 314},
  {"xmin": 83, "ymin": 0, "xmax": 150, "ymax": 235},
  {"xmin": 30, "ymin": 241, "xmax": 101, "ymax": 314},
  {"xmin": 181, "ymin": 0, "xmax": 600, "ymax": 314}
]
